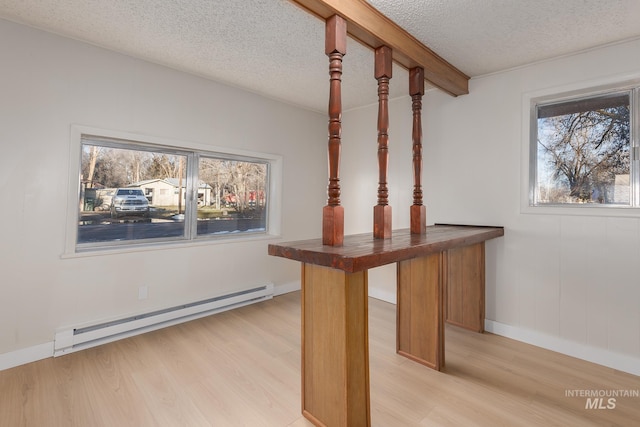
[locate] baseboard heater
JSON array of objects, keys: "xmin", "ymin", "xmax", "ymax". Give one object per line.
[{"xmin": 54, "ymin": 283, "xmax": 274, "ymax": 357}]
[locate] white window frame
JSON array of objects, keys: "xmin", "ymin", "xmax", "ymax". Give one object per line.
[
  {"xmin": 63, "ymin": 125, "xmax": 282, "ymax": 257},
  {"xmin": 521, "ymin": 76, "xmax": 640, "ymax": 217}
]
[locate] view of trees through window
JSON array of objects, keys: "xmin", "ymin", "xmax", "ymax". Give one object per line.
[
  {"xmin": 535, "ymin": 92, "xmax": 631, "ymax": 205},
  {"xmin": 78, "ymin": 137, "xmax": 268, "ymax": 246}
]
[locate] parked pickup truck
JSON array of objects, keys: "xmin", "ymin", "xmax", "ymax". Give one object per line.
[{"xmin": 110, "ymin": 188, "xmax": 150, "ymax": 218}]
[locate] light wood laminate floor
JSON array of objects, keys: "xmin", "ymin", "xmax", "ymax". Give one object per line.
[{"xmin": 1, "ymin": 291, "xmax": 638, "ymax": 426}]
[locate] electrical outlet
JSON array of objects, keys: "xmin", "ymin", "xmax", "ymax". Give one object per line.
[{"xmin": 138, "ymin": 285, "xmax": 148, "ymax": 300}]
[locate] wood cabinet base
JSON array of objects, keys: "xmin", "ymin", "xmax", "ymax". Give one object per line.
[
  {"xmin": 302, "ymin": 263, "xmax": 371, "ymax": 427},
  {"xmin": 269, "ymin": 226, "xmax": 504, "ymax": 425},
  {"xmin": 397, "ymin": 253, "xmax": 444, "ymax": 370},
  {"xmin": 445, "ymin": 243, "xmax": 485, "ymax": 332},
  {"xmin": 396, "ymin": 242, "xmax": 486, "ymax": 370}
]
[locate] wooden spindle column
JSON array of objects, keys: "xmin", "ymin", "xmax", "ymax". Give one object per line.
[
  {"xmin": 409, "ymin": 67, "xmax": 427, "ymax": 235},
  {"xmin": 373, "ymin": 45, "xmax": 393, "ymax": 239},
  {"xmin": 322, "ymin": 15, "xmax": 347, "ymax": 246}
]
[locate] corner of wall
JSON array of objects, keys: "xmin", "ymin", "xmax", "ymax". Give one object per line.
[{"xmin": 485, "ymin": 320, "xmax": 640, "ymax": 377}]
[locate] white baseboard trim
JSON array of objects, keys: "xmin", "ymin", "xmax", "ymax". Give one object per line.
[
  {"xmin": 0, "ymin": 342, "xmax": 54, "ymax": 371},
  {"xmin": 274, "ymin": 280, "xmax": 300, "ymax": 296},
  {"xmin": 485, "ymin": 320, "xmax": 640, "ymax": 377},
  {"xmin": 7, "ymin": 297, "xmax": 635, "ymax": 379},
  {"xmin": 3, "ymin": 284, "xmax": 293, "ymax": 372}
]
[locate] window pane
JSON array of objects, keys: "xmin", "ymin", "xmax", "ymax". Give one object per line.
[
  {"xmin": 197, "ymin": 157, "xmax": 268, "ymax": 236},
  {"xmin": 535, "ymin": 93, "xmax": 631, "ymax": 205},
  {"xmin": 78, "ymin": 143, "xmax": 187, "ymax": 244}
]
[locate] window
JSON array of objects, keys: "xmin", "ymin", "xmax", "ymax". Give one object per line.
[
  {"xmin": 530, "ymin": 85, "xmax": 639, "ymax": 208},
  {"xmin": 69, "ymin": 128, "xmax": 280, "ymax": 253},
  {"xmin": 196, "ymin": 157, "xmax": 267, "ymax": 237}
]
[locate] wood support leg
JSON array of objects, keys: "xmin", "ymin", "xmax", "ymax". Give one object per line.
[
  {"xmin": 445, "ymin": 243, "xmax": 486, "ymax": 332},
  {"xmin": 396, "ymin": 253, "xmax": 445, "ymax": 370},
  {"xmin": 301, "ymin": 263, "xmax": 371, "ymax": 427}
]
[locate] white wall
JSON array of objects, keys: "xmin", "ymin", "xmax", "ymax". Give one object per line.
[
  {"xmin": 0, "ymin": 19, "xmax": 327, "ymax": 363},
  {"xmin": 343, "ymin": 40, "xmax": 640, "ymax": 374}
]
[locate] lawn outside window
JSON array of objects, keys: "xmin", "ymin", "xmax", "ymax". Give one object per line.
[
  {"xmin": 65, "ymin": 126, "xmax": 281, "ymax": 255},
  {"xmin": 525, "ymin": 80, "xmax": 640, "ymax": 215}
]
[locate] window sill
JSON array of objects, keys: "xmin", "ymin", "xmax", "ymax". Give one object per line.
[
  {"xmin": 521, "ymin": 204, "xmax": 640, "ymax": 218},
  {"xmin": 61, "ymin": 232, "xmax": 281, "ymax": 259}
]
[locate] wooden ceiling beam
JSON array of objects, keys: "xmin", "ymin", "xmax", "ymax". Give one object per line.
[{"xmin": 289, "ymin": 0, "xmax": 469, "ymax": 96}]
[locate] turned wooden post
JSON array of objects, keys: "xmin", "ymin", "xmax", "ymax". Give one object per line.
[
  {"xmin": 373, "ymin": 45, "xmax": 393, "ymax": 239},
  {"xmin": 410, "ymin": 67, "xmax": 427, "ymax": 235},
  {"xmin": 323, "ymin": 15, "xmax": 347, "ymax": 246}
]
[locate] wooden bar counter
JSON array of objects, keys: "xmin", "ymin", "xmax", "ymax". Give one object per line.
[{"xmin": 268, "ymin": 224, "xmax": 503, "ymax": 427}]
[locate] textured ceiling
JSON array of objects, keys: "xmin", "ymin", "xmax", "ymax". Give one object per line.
[
  {"xmin": 1, "ymin": 0, "xmax": 640, "ymax": 113},
  {"xmin": 367, "ymin": 0, "xmax": 640, "ymax": 77}
]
